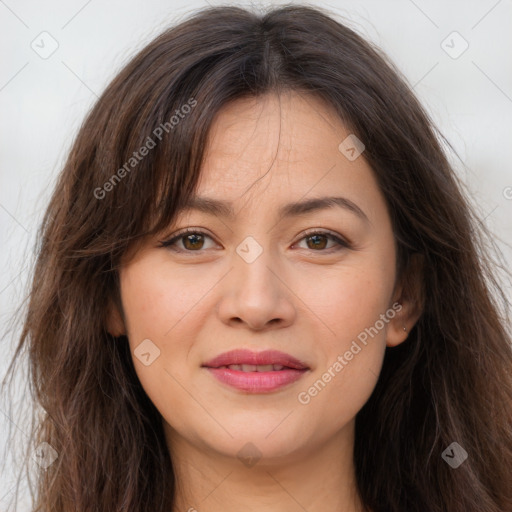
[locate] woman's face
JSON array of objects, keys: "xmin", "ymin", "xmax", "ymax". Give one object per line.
[{"xmin": 110, "ymin": 91, "xmax": 412, "ymax": 463}]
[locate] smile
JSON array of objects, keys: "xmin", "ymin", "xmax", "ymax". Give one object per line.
[
  {"xmin": 217, "ymin": 364, "xmax": 285, "ymax": 371},
  {"xmin": 202, "ymin": 349, "xmax": 310, "ymax": 393},
  {"xmin": 205, "ymin": 366, "xmax": 307, "ymax": 392}
]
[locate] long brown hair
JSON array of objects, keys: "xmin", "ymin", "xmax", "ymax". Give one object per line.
[{"xmin": 2, "ymin": 4, "xmax": 511, "ymax": 511}]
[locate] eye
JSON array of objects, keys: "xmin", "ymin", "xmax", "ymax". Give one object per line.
[
  {"xmin": 158, "ymin": 228, "xmax": 217, "ymax": 252},
  {"xmin": 294, "ymin": 230, "xmax": 351, "ymax": 252},
  {"xmin": 159, "ymin": 228, "xmax": 351, "ymax": 253}
]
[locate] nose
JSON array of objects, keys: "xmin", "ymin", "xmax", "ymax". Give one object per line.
[{"xmin": 216, "ymin": 247, "xmax": 296, "ymax": 331}]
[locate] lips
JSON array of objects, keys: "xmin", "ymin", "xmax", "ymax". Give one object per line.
[
  {"xmin": 202, "ymin": 349, "xmax": 309, "ymax": 393},
  {"xmin": 203, "ymin": 349, "xmax": 308, "ymax": 370}
]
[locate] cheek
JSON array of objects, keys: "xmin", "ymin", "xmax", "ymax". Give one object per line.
[
  {"xmin": 293, "ymin": 255, "xmax": 394, "ymax": 423},
  {"xmin": 118, "ymin": 257, "xmax": 220, "ymax": 424},
  {"xmin": 120, "ymin": 256, "xmax": 208, "ymax": 341},
  {"xmin": 118, "ymin": 260, "xmax": 190, "ymax": 388},
  {"xmin": 297, "ymin": 255, "xmax": 394, "ymax": 351}
]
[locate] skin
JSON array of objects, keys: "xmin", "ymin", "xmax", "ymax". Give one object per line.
[{"xmin": 108, "ymin": 91, "xmax": 422, "ymax": 512}]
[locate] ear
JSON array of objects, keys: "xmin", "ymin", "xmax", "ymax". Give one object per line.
[
  {"xmin": 386, "ymin": 253, "xmax": 424, "ymax": 347},
  {"xmin": 105, "ymin": 294, "xmax": 126, "ymax": 338}
]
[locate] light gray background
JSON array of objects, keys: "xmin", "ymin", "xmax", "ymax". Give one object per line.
[{"xmin": 1, "ymin": 0, "xmax": 511, "ymax": 509}]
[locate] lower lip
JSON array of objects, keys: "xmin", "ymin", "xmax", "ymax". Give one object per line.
[{"xmin": 205, "ymin": 367, "xmax": 308, "ymax": 392}]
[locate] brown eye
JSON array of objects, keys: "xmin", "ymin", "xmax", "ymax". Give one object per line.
[
  {"xmin": 182, "ymin": 233, "xmax": 205, "ymax": 250},
  {"xmin": 305, "ymin": 234, "xmax": 329, "ymax": 250},
  {"xmin": 160, "ymin": 229, "xmax": 350, "ymax": 254},
  {"xmin": 159, "ymin": 229, "xmax": 215, "ymax": 252},
  {"xmin": 296, "ymin": 231, "xmax": 350, "ymax": 252}
]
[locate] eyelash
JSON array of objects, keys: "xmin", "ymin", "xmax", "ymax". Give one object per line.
[{"xmin": 158, "ymin": 227, "xmax": 352, "ymax": 254}]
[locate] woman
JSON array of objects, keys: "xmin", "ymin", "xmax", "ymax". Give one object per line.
[{"xmin": 3, "ymin": 4, "xmax": 511, "ymax": 512}]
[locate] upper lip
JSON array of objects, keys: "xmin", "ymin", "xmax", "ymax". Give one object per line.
[{"xmin": 203, "ymin": 349, "xmax": 309, "ymax": 370}]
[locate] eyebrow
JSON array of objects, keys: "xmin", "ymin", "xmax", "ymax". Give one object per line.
[{"xmin": 178, "ymin": 195, "xmax": 370, "ymax": 223}]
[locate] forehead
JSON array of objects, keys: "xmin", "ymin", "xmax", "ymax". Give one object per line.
[
  {"xmin": 200, "ymin": 91, "xmax": 348, "ymax": 182},
  {"xmin": 186, "ymin": 91, "xmax": 386, "ymax": 224}
]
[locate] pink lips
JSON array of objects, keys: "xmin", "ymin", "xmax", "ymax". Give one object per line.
[{"xmin": 202, "ymin": 349, "xmax": 309, "ymax": 393}]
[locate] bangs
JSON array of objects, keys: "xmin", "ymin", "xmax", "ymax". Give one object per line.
[{"xmin": 88, "ymin": 25, "xmax": 289, "ymax": 260}]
